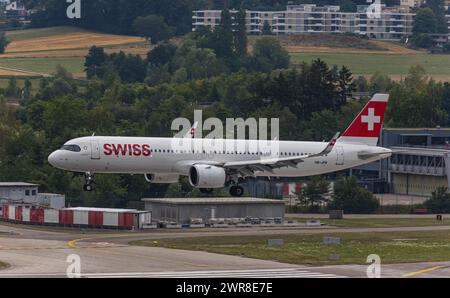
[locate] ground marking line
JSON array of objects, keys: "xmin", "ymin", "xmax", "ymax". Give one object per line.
[{"xmin": 402, "ymin": 265, "xmax": 446, "ymax": 277}]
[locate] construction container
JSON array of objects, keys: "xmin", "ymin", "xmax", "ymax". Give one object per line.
[
  {"xmin": 15, "ymin": 206, "xmax": 22, "ymax": 221},
  {"xmin": 8, "ymin": 205, "xmax": 15, "ymax": 221},
  {"xmin": 73, "ymin": 209, "xmax": 89, "ymax": 225},
  {"xmin": 88, "ymin": 211, "xmax": 103, "ymax": 226},
  {"xmin": 30, "ymin": 209, "xmax": 44, "ymax": 223},
  {"xmin": 59, "ymin": 209, "xmax": 74, "ymax": 225},
  {"xmin": 1, "ymin": 205, "xmax": 151, "ymax": 230},
  {"xmin": 103, "ymin": 211, "xmax": 119, "ymax": 227},
  {"xmin": 44, "ymin": 209, "xmax": 59, "ymax": 224},
  {"xmin": 1, "ymin": 204, "xmax": 7, "ymax": 219},
  {"xmin": 118, "ymin": 213, "xmax": 135, "ymax": 229},
  {"xmin": 22, "ymin": 208, "xmax": 30, "ymax": 222}
]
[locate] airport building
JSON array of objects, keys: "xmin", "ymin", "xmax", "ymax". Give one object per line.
[
  {"xmin": 0, "ymin": 182, "xmax": 65, "ymax": 209},
  {"xmin": 143, "ymin": 197, "xmax": 284, "ymax": 224},
  {"xmin": 353, "ymin": 128, "xmax": 450, "ymax": 197},
  {"xmin": 193, "ymin": 4, "xmax": 450, "ymax": 41}
]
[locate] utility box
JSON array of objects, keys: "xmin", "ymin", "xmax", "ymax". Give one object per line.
[
  {"xmin": 267, "ymin": 239, "xmax": 284, "ymax": 246},
  {"xmin": 329, "ymin": 210, "xmax": 344, "ymax": 219},
  {"xmin": 322, "ymin": 237, "xmax": 341, "ymax": 245}
]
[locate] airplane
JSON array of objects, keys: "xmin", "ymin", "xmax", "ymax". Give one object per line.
[{"xmin": 48, "ymin": 94, "xmax": 392, "ymax": 197}]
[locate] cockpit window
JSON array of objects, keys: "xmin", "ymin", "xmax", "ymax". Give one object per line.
[{"xmin": 60, "ymin": 145, "xmax": 81, "ymax": 152}]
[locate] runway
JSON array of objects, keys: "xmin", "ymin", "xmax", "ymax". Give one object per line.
[
  {"xmin": 0, "ymin": 237, "xmax": 342, "ymax": 278},
  {"xmin": 1, "ymin": 222, "xmax": 450, "ymax": 278}
]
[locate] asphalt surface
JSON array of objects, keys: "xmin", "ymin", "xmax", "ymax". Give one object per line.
[{"xmin": 1, "ymin": 222, "xmax": 450, "ymax": 278}]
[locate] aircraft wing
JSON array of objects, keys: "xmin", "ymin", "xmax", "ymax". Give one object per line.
[{"xmin": 222, "ymin": 132, "xmax": 339, "ymax": 175}]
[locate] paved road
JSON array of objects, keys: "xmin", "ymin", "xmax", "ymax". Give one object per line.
[{"xmin": 287, "ymin": 213, "xmax": 450, "ymax": 219}]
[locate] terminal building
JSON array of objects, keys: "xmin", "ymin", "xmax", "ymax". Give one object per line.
[{"xmin": 353, "ymin": 128, "xmax": 450, "ymax": 197}]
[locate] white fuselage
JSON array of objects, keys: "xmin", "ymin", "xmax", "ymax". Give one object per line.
[{"xmin": 48, "ymin": 136, "xmax": 392, "ymax": 177}]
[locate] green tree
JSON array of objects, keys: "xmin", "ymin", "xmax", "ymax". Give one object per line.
[
  {"xmin": 411, "ymin": 33, "xmax": 434, "ymax": 49},
  {"xmin": 336, "ymin": 65, "xmax": 355, "ymax": 107},
  {"xmin": 330, "ymin": 176, "xmax": 380, "ymax": 214},
  {"xmin": 22, "ymin": 79, "xmax": 32, "ymax": 100},
  {"xmin": 212, "ymin": 9, "xmax": 234, "ymax": 58},
  {"xmin": 262, "ymin": 20, "xmax": 272, "ymax": 35},
  {"xmin": 424, "ymin": 186, "xmax": 450, "ymax": 213},
  {"xmin": 369, "ymin": 72, "xmax": 393, "ymax": 93},
  {"xmin": 0, "ymin": 32, "xmax": 9, "ymax": 54},
  {"xmin": 147, "ymin": 42, "xmax": 177, "ymax": 66},
  {"xmin": 85, "ymin": 46, "xmax": 106, "ymax": 79},
  {"xmin": 118, "ymin": 54, "xmax": 147, "ymax": 83},
  {"xmin": 181, "ymin": 47, "xmax": 225, "ymax": 79},
  {"xmin": 251, "ymin": 37, "xmax": 290, "ymax": 72},
  {"xmin": 424, "ymin": 0, "xmax": 448, "ymax": 34},
  {"xmin": 235, "ymin": 8, "xmax": 248, "ymax": 56},
  {"xmin": 296, "ymin": 176, "xmax": 330, "ymax": 212},
  {"xmin": 413, "ymin": 8, "xmax": 438, "ymax": 34},
  {"xmin": 5, "ymin": 77, "xmax": 19, "ymax": 97},
  {"xmin": 53, "ymin": 64, "xmax": 73, "ymax": 79},
  {"xmin": 133, "ymin": 15, "xmax": 174, "ymax": 44}
]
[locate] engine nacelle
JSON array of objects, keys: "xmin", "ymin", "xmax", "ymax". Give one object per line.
[
  {"xmin": 189, "ymin": 164, "xmax": 226, "ymax": 188},
  {"xmin": 144, "ymin": 173, "xmax": 179, "ymax": 184}
]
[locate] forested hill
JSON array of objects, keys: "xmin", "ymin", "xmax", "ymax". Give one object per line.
[{"xmin": 21, "ymin": 0, "xmax": 209, "ymax": 35}]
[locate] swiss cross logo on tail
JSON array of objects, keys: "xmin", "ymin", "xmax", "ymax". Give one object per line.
[
  {"xmin": 361, "ymin": 108, "xmax": 381, "ymax": 131},
  {"xmin": 339, "ymin": 94, "xmax": 389, "ymax": 146}
]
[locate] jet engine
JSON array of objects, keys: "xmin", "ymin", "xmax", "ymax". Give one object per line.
[
  {"xmin": 144, "ymin": 173, "xmax": 179, "ymax": 184},
  {"xmin": 189, "ymin": 164, "xmax": 226, "ymax": 188}
]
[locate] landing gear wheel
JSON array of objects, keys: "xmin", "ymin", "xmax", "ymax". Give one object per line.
[
  {"xmin": 200, "ymin": 188, "xmax": 213, "ymax": 194},
  {"xmin": 83, "ymin": 172, "xmax": 94, "ymax": 192},
  {"xmin": 229, "ymin": 185, "xmax": 244, "ymax": 197}
]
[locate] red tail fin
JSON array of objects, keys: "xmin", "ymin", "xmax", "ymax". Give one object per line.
[{"xmin": 339, "ymin": 94, "xmax": 389, "ymax": 146}]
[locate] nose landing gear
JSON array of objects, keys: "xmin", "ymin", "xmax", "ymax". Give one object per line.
[{"xmin": 83, "ymin": 172, "xmax": 94, "ymax": 191}]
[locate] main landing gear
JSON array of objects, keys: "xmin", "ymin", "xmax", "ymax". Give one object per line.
[
  {"xmin": 229, "ymin": 185, "xmax": 244, "ymax": 197},
  {"xmin": 200, "ymin": 188, "xmax": 213, "ymax": 194},
  {"xmin": 83, "ymin": 172, "xmax": 94, "ymax": 192}
]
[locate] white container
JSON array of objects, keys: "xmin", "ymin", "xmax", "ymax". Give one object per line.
[
  {"xmin": 103, "ymin": 212, "xmax": 118, "ymax": 227},
  {"xmin": 138, "ymin": 212, "xmax": 152, "ymax": 228},
  {"xmin": 73, "ymin": 210, "xmax": 89, "ymax": 225},
  {"xmin": 44, "ymin": 209, "xmax": 59, "ymax": 224},
  {"xmin": 22, "ymin": 208, "xmax": 30, "ymax": 222},
  {"xmin": 8, "ymin": 206, "xmax": 15, "ymax": 220}
]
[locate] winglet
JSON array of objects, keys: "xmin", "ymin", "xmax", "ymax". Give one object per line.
[
  {"xmin": 183, "ymin": 121, "xmax": 199, "ymax": 138},
  {"xmin": 315, "ymin": 132, "xmax": 340, "ymax": 157}
]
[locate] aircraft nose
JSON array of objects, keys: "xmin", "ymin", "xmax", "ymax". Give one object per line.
[{"xmin": 48, "ymin": 151, "xmax": 61, "ymax": 168}]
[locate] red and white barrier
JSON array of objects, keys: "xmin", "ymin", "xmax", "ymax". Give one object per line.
[{"xmin": 0, "ymin": 204, "xmax": 150, "ymax": 230}]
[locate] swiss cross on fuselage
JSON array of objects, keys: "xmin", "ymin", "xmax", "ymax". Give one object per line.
[{"xmin": 361, "ymin": 108, "xmax": 380, "ymax": 131}]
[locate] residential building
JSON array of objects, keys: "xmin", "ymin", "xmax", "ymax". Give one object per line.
[{"xmin": 193, "ymin": 4, "xmax": 444, "ymax": 40}]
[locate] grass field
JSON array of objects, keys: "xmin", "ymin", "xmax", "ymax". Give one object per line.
[
  {"xmin": 5, "ymin": 26, "xmax": 86, "ymax": 42},
  {"xmin": 286, "ymin": 217, "xmax": 450, "ymax": 228},
  {"xmin": 291, "ymin": 52, "xmax": 450, "ymax": 79},
  {"xmin": 132, "ymin": 230, "xmax": 450, "ymax": 266},
  {"xmin": 0, "ymin": 261, "xmax": 8, "ymax": 270},
  {"xmin": 4, "ymin": 26, "xmax": 146, "ymax": 54},
  {"xmin": 0, "ymin": 57, "xmax": 85, "ymax": 76},
  {"xmin": 0, "ymin": 26, "xmax": 148, "ymax": 78}
]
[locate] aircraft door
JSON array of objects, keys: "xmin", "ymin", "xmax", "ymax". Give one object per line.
[
  {"xmin": 336, "ymin": 146, "xmax": 344, "ymax": 165},
  {"xmin": 91, "ymin": 140, "xmax": 101, "ymax": 160}
]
